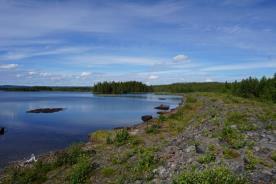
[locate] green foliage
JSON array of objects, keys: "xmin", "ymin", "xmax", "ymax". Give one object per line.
[
  {"xmin": 69, "ymin": 155, "xmax": 92, "ymax": 184},
  {"xmin": 92, "ymin": 81, "xmax": 152, "ymax": 94},
  {"xmin": 271, "ymin": 151, "xmax": 276, "ymax": 162},
  {"xmin": 6, "ymin": 161, "xmax": 54, "ymax": 184},
  {"xmin": 173, "ymin": 166, "xmax": 247, "ymax": 184},
  {"xmin": 154, "ymin": 82, "xmax": 226, "ymax": 93},
  {"xmin": 101, "ymin": 167, "xmax": 115, "ymax": 177},
  {"xmin": 114, "ymin": 129, "xmax": 129, "ymax": 145},
  {"xmin": 55, "ymin": 143, "xmax": 85, "ymax": 166},
  {"xmin": 244, "ymin": 150, "xmax": 259, "ymax": 170},
  {"xmin": 197, "ymin": 146, "xmax": 217, "ymax": 164},
  {"xmin": 158, "ymin": 114, "xmax": 166, "ymax": 122},
  {"xmin": 231, "ymin": 75, "xmax": 276, "ymax": 103},
  {"xmin": 145, "ymin": 124, "xmax": 161, "ymax": 134},
  {"xmin": 226, "ymin": 112, "xmax": 257, "ymax": 131},
  {"xmin": 135, "ymin": 148, "xmax": 158, "ymax": 172},
  {"xmin": 186, "ymin": 96, "xmax": 197, "ymax": 103},
  {"xmin": 219, "ymin": 126, "xmax": 246, "ymax": 149},
  {"xmin": 197, "ymin": 152, "xmax": 216, "ymax": 164},
  {"xmin": 223, "ymin": 148, "xmax": 240, "ymax": 159}
]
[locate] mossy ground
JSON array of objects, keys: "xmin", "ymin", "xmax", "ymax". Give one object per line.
[{"xmin": 1, "ymin": 92, "xmax": 275, "ymax": 184}]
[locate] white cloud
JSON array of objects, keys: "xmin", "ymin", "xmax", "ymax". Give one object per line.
[
  {"xmin": 173, "ymin": 54, "xmax": 190, "ymax": 62},
  {"xmin": 0, "ymin": 64, "xmax": 18, "ymax": 69},
  {"xmin": 70, "ymin": 55, "xmax": 162, "ymax": 66},
  {"xmin": 0, "ymin": 46, "xmax": 91, "ymax": 61},
  {"xmin": 80, "ymin": 72, "xmax": 92, "ymax": 77},
  {"xmin": 28, "ymin": 71, "xmax": 36, "ymax": 75},
  {"xmin": 148, "ymin": 75, "xmax": 159, "ymax": 80}
]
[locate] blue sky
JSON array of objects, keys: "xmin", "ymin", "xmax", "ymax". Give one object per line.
[{"xmin": 0, "ymin": 0, "xmax": 275, "ymax": 86}]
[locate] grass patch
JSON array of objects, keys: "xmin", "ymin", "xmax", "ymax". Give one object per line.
[
  {"xmin": 219, "ymin": 126, "xmax": 246, "ymax": 149},
  {"xmin": 197, "ymin": 144, "xmax": 217, "ymax": 164},
  {"xmin": 271, "ymin": 151, "xmax": 276, "ymax": 162},
  {"xmin": 223, "ymin": 148, "xmax": 240, "ymax": 159},
  {"xmin": 114, "ymin": 129, "xmax": 130, "ymax": 146},
  {"xmin": 90, "ymin": 130, "xmax": 112, "ymax": 144},
  {"xmin": 55, "ymin": 143, "xmax": 86, "ymax": 166},
  {"xmin": 101, "ymin": 166, "xmax": 115, "ymax": 177},
  {"xmin": 4, "ymin": 161, "xmax": 54, "ymax": 184},
  {"xmin": 226, "ymin": 112, "xmax": 257, "ymax": 131},
  {"xmin": 145, "ymin": 124, "xmax": 161, "ymax": 134},
  {"xmin": 69, "ymin": 155, "xmax": 92, "ymax": 184},
  {"xmin": 244, "ymin": 150, "xmax": 259, "ymax": 170},
  {"xmin": 173, "ymin": 166, "xmax": 247, "ymax": 184}
]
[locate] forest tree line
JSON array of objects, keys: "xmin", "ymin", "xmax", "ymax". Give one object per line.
[
  {"xmin": 92, "ymin": 81, "xmax": 152, "ymax": 94},
  {"xmin": 228, "ymin": 74, "xmax": 276, "ymax": 102},
  {"xmin": 153, "ymin": 74, "xmax": 276, "ymax": 103}
]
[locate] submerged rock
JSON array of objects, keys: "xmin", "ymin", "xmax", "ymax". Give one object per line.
[
  {"xmin": 141, "ymin": 115, "xmax": 153, "ymax": 122},
  {"xmin": 155, "ymin": 104, "xmax": 170, "ymax": 110},
  {"xmin": 27, "ymin": 108, "xmax": 64, "ymax": 113}
]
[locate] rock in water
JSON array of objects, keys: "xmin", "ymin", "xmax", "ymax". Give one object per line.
[
  {"xmin": 0, "ymin": 127, "xmax": 5, "ymax": 135},
  {"xmin": 141, "ymin": 115, "xmax": 153, "ymax": 122},
  {"xmin": 27, "ymin": 108, "xmax": 64, "ymax": 113},
  {"xmin": 155, "ymin": 104, "xmax": 170, "ymax": 110}
]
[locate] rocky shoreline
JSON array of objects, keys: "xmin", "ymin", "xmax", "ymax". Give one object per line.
[{"xmin": 1, "ymin": 93, "xmax": 275, "ymax": 184}]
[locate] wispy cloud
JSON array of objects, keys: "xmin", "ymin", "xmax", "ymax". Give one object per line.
[
  {"xmin": 202, "ymin": 61, "xmax": 276, "ymax": 71},
  {"xmin": 0, "ymin": 64, "xmax": 18, "ymax": 69}
]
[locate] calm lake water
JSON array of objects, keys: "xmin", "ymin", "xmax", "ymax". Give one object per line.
[{"xmin": 0, "ymin": 91, "xmax": 181, "ymax": 168}]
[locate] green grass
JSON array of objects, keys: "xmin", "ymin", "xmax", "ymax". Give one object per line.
[
  {"xmin": 219, "ymin": 126, "xmax": 246, "ymax": 149},
  {"xmin": 244, "ymin": 150, "xmax": 259, "ymax": 170},
  {"xmin": 173, "ymin": 166, "xmax": 247, "ymax": 184},
  {"xmin": 145, "ymin": 124, "xmax": 161, "ymax": 134},
  {"xmin": 69, "ymin": 155, "xmax": 92, "ymax": 184},
  {"xmin": 101, "ymin": 167, "xmax": 115, "ymax": 177},
  {"xmin": 114, "ymin": 129, "xmax": 130, "ymax": 146},
  {"xmin": 226, "ymin": 112, "xmax": 257, "ymax": 131},
  {"xmin": 197, "ymin": 145, "xmax": 217, "ymax": 164},
  {"xmin": 55, "ymin": 143, "xmax": 85, "ymax": 166},
  {"xmin": 223, "ymin": 148, "xmax": 240, "ymax": 159},
  {"xmin": 271, "ymin": 151, "xmax": 276, "ymax": 162}
]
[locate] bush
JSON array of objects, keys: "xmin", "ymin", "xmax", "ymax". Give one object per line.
[
  {"xmin": 244, "ymin": 150, "xmax": 259, "ymax": 170},
  {"xmin": 219, "ymin": 126, "xmax": 246, "ymax": 149},
  {"xmin": 173, "ymin": 166, "xmax": 247, "ymax": 184},
  {"xmin": 197, "ymin": 152, "xmax": 216, "ymax": 164},
  {"xmin": 145, "ymin": 124, "xmax": 161, "ymax": 134},
  {"xmin": 223, "ymin": 148, "xmax": 240, "ymax": 159},
  {"xmin": 7, "ymin": 161, "xmax": 54, "ymax": 183},
  {"xmin": 135, "ymin": 148, "xmax": 158, "ymax": 172},
  {"xmin": 91, "ymin": 130, "xmax": 112, "ymax": 144},
  {"xmin": 114, "ymin": 129, "xmax": 129, "ymax": 145},
  {"xmin": 69, "ymin": 155, "xmax": 92, "ymax": 184},
  {"xmin": 55, "ymin": 143, "xmax": 84, "ymax": 166}
]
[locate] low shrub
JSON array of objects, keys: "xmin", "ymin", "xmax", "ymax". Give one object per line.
[
  {"xmin": 223, "ymin": 148, "xmax": 240, "ymax": 159},
  {"xmin": 219, "ymin": 126, "xmax": 246, "ymax": 149},
  {"xmin": 145, "ymin": 124, "xmax": 161, "ymax": 134},
  {"xmin": 69, "ymin": 155, "xmax": 92, "ymax": 184},
  {"xmin": 55, "ymin": 143, "xmax": 84, "ymax": 166},
  {"xmin": 197, "ymin": 152, "xmax": 216, "ymax": 164},
  {"xmin": 173, "ymin": 166, "xmax": 247, "ymax": 184},
  {"xmin": 114, "ymin": 129, "xmax": 129, "ymax": 145},
  {"xmin": 244, "ymin": 150, "xmax": 259, "ymax": 170}
]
